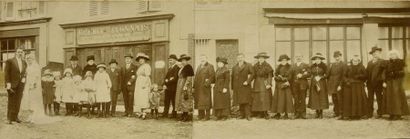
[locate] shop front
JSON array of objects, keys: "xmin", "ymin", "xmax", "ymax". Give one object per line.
[{"xmin": 60, "ymin": 14, "xmax": 174, "ymax": 84}]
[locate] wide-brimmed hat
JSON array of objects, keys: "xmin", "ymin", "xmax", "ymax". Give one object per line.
[
  {"xmin": 109, "ymin": 59, "xmax": 118, "ymax": 65},
  {"xmin": 70, "ymin": 55, "xmax": 79, "ymax": 61},
  {"xmin": 178, "ymin": 54, "xmax": 191, "ymax": 61},
  {"xmin": 311, "ymin": 53, "xmax": 325, "ymax": 60},
  {"xmin": 64, "ymin": 68, "xmax": 73, "ymax": 75},
  {"xmin": 369, "ymin": 46, "xmax": 382, "ymax": 54},
  {"xmin": 97, "ymin": 63, "xmax": 107, "ymax": 69},
  {"xmin": 135, "ymin": 53, "xmax": 150, "ymax": 61},
  {"xmin": 124, "ymin": 52, "xmax": 133, "ymax": 58},
  {"xmin": 168, "ymin": 54, "xmax": 178, "ymax": 60},
  {"xmin": 43, "ymin": 69, "xmax": 53, "ymax": 76},
  {"xmin": 216, "ymin": 57, "xmax": 228, "ymax": 64},
  {"xmin": 254, "ymin": 52, "xmax": 270, "ymax": 59},
  {"xmin": 86, "ymin": 55, "xmax": 95, "ymax": 61},
  {"xmin": 278, "ymin": 54, "xmax": 290, "ymax": 62},
  {"xmin": 333, "ymin": 51, "xmax": 342, "ymax": 57}
]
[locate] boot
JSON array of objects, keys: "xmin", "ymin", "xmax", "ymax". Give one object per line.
[
  {"xmin": 315, "ymin": 110, "xmax": 320, "ymax": 118},
  {"xmin": 273, "ymin": 113, "xmax": 281, "ymax": 119},
  {"xmin": 319, "ymin": 110, "xmax": 323, "ymax": 119},
  {"xmin": 264, "ymin": 111, "xmax": 270, "ymax": 120},
  {"xmin": 283, "ymin": 113, "xmax": 289, "ymax": 119}
]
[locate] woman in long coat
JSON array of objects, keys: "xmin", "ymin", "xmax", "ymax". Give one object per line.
[
  {"xmin": 271, "ymin": 54, "xmax": 294, "ymax": 119},
  {"xmin": 231, "ymin": 53, "xmax": 254, "ymax": 120},
  {"xmin": 252, "ymin": 52, "xmax": 273, "ymax": 119},
  {"xmin": 213, "ymin": 57, "xmax": 231, "ymax": 120},
  {"xmin": 175, "ymin": 54, "xmax": 195, "ymax": 122},
  {"xmin": 134, "ymin": 53, "xmax": 152, "ymax": 119},
  {"xmin": 308, "ymin": 53, "xmax": 329, "ymax": 119},
  {"xmin": 342, "ymin": 55, "xmax": 368, "ymax": 120},
  {"xmin": 381, "ymin": 50, "xmax": 410, "ymax": 120},
  {"xmin": 194, "ymin": 55, "xmax": 215, "ymax": 120},
  {"xmin": 94, "ymin": 63, "xmax": 112, "ymax": 117}
]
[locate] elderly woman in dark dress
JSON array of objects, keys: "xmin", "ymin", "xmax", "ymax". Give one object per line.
[
  {"xmin": 381, "ymin": 50, "xmax": 410, "ymax": 120},
  {"xmin": 175, "ymin": 54, "xmax": 195, "ymax": 122},
  {"xmin": 252, "ymin": 52, "xmax": 273, "ymax": 119},
  {"xmin": 271, "ymin": 54, "xmax": 294, "ymax": 119},
  {"xmin": 213, "ymin": 57, "xmax": 231, "ymax": 120},
  {"xmin": 308, "ymin": 53, "xmax": 329, "ymax": 119},
  {"xmin": 341, "ymin": 55, "xmax": 368, "ymax": 120}
]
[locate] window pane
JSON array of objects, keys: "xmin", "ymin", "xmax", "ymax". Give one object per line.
[
  {"xmin": 407, "ymin": 27, "xmax": 410, "ymax": 38},
  {"xmin": 1, "ymin": 40, "xmax": 7, "ymax": 51},
  {"xmin": 392, "ymin": 39, "xmax": 404, "ymax": 59},
  {"xmin": 312, "ymin": 41, "xmax": 327, "ymax": 62},
  {"xmin": 378, "ymin": 40, "xmax": 389, "ymax": 59},
  {"xmin": 346, "ymin": 41, "xmax": 361, "ymax": 61},
  {"xmin": 294, "ymin": 28, "xmax": 309, "ymax": 41},
  {"xmin": 294, "ymin": 41, "xmax": 310, "ymax": 63},
  {"xmin": 329, "ymin": 27, "xmax": 344, "ymax": 40},
  {"xmin": 392, "ymin": 27, "xmax": 403, "ymax": 39},
  {"xmin": 346, "ymin": 27, "xmax": 360, "ymax": 40},
  {"xmin": 329, "ymin": 41, "xmax": 344, "ymax": 62},
  {"xmin": 275, "ymin": 42, "xmax": 291, "ymax": 62},
  {"xmin": 379, "ymin": 27, "xmax": 389, "ymax": 39},
  {"xmin": 276, "ymin": 28, "xmax": 291, "ymax": 41},
  {"xmin": 8, "ymin": 40, "xmax": 15, "ymax": 50},
  {"xmin": 312, "ymin": 27, "xmax": 327, "ymax": 40}
]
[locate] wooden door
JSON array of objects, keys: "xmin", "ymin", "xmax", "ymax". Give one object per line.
[{"xmin": 152, "ymin": 43, "xmax": 167, "ymax": 85}]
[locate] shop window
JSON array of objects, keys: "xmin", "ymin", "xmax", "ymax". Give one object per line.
[
  {"xmin": 0, "ymin": 37, "xmax": 36, "ymax": 69},
  {"xmin": 275, "ymin": 25, "xmax": 362, "ymax": 65},
  {"xmin": 378, "ymin": 26, "xmax": 409, "ymax": 59},
  {"xmin": 89, "ymin": 0, "xmax": 109, "ymax": 17}
]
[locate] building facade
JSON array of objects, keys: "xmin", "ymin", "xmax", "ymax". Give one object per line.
[{"xmin": 0, "ymin": 0, "xmax": 409, "ymax": 83}]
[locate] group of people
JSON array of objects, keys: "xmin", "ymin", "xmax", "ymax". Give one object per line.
[{"xmin": 5, "ymin": 45, "xmax": 409, "ymax": 125}]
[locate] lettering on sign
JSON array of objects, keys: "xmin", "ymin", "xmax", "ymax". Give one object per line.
[{"xmin": 76, "ymin": 22, "xmax": 152, "ymax": 45}]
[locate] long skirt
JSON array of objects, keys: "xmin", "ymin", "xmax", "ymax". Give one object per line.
[
  {"xmin": 381, "ymin": 79, "xmax": 410, "ymax": 115},
  {"xmin": 342, "ymin": 83, "xmax": 368, "ymax": 117},
  {"xmin": 134, "ymin": 76, "xmax": 151, "ymax": 110},
  {"xmin": 308, "ymin": 80, "xmax": 329, "ymax": 110},
  {"xmin": 271, "ymin": 84, "xmax": 294, "ymax": 113},
  {"xmin": 251, "ymin": 91, "xmax": 271, "ymax": 112},
  {"xmin": 213, "ymin": 90, "xmax": 231, "ymax": 116},
  {"xmin": 175, "ymin": 78, "xmax": 193, "ymax": 112}
]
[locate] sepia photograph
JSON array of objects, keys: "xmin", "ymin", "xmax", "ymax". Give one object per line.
[{"xmin": 0, "ymin": 0, "xmax": 409, "ymax": 138}]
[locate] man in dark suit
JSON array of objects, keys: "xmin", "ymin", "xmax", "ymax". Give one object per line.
[
  {"xmin": 326, "ymin": 51, "xmax": 346, "ymax": 118},
  {"xmin": 290, "ymin": 55, "xmax": 310, "ymax": 119},
  {"xmin": 68, "ymin": 55, "xmax": 82, "ymax": 76},
  {"xmin": 366, "ymin": 46, "xmax": 385, "ymax": 118},
  {"xmin": 4, "ymin": 47, "xmax": 27, "ymax": 124},
  {"xmin": 162, "ymin": 54, "xmax": 180, "ymax": 118},
  {"xmin": 121, "ymin": 53, "xmax": 137, "ymax": 117},
  {"xmin": 107, "ymin": 59, "xmax": 122, "ymax": 117},
  {"xmin": 194, "ymin": 55, "xmax": 216, "ymax": 121}
]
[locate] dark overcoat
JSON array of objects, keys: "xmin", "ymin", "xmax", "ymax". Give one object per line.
[
  {"xmin": 326, "ymin": 61, "xmax": 346, "ymax": 94},
  {"xmin": 271, "ymin": 64, "xmax": 294, "ymax": 113},
  {"xmin": 342, "ymin": 63, "xmax": 368, "ymax": 117},
  {"xmin": 213, "ymin": 66, "xmax": 230, "ymax": 110},
  {"xmin": 107, "ymin": 68, "xmax": 122, "ymax": 92},
  {"xmin": 252, "ymin": 61, "xmax": 273, "ymax": 111},
  {"xmin": 231, "ymin": 62, "xmax": 254, "ymax": 105},
  {"xmin": 121, "ymin": 64, "xmax": 137, "ymax": 92},
  {"xmin": 308, "ymin": 63, "xmax": 329, "ymax": 110},
  {"xmin": 194, "ymin": 62, "xmax": 216, "ymax": 110}
]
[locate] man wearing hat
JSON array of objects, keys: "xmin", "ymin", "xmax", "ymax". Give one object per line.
[
  {"xmin": 107, "ymin": 59, "xmax": 122, "ymax": 117},
  {"xmin": 162, "ymin": 54, "xmax": 180, "ymax": 118},
  {"xmin": 326, "ymin": 51, "xmax": 346, "ymax": 118},
  {"xmin": 231, "ymin": 53, "xmax": 254, "ymax": 121},
  {"xmin": 194, "ymin": 54, "xmax": 216, "ymax": 120},
  {"xmin": 366, "ymin": 46, "xmax": 385, "ymax": 118},
  {"xmin": 121, "ymin": 53, "xmax": 138, "ymax": 117},
  {"xmin": 68, "ymin": 55, "xmax": 82, "ymax": 76},
  {"xmin": 291, "ymin": 54, "xmax": 310, "ymax": 119}
]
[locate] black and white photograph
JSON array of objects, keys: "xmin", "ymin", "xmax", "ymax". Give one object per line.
[{"xmin": 0, "ymin": 0, "xmax": 410, "ymax": 138}]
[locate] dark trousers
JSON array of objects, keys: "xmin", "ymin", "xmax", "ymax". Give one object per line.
[
  {"xmin": 239, "ymin": 103, "xmax": 251, "ymax": 117},
  {"xmin": 7, "ymin": 86, "xmax": 24, "ymax": 121},
  {"xmin": 293, "ymin": 87, "xmax": 307, "ymax": 116},
  {"xmin": 367, "ymin": 84, "xmax": 383, "ymax": 116},
  {"xmin": 123, "ymin": 89, "xmax": 134, "ymax": 115},
  {"xmin": 53, "ymin": 102, "xmax": 60, "ymax": 114},
  {"xmin": 110, "ymin": 90, "xmax": 119, "ymax": 115},
  {"xmin": 163, "ymin": 89, "xmax": 176, "ymax": 116},
  {"xmin": 65, "ymin": 103, "xmax": 75, "ymax": 114},
  {"xmin": 198, "ymin": 109, "xmax": 211, "ymax": 119},
  {"xmin": 332, "ymin": 92, "xmax": 343, "ymax": 116}
]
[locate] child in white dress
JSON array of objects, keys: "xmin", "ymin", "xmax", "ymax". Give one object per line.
[{"xmin": 94, "ymin": 63, "xmax": 112, "ymax": 118}]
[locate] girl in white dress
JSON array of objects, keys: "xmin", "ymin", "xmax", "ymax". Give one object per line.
[
  {"xmin": 134, "ymin": 53, "xmax": 151, "ymax": 119},
  {"xmin": 79, "ymin": 71, "xmax": 96, "ymax": 117},
  {"xmin": 53, "ymin": 71, "xmax": 62, "ymax": 115},
  {"xmin": 61, "ymin": 68, "xmax": 75, "ymax": 115},
  {"xmin": 94, "ymin": 63, "xmax": 112, "ymax": 117}
]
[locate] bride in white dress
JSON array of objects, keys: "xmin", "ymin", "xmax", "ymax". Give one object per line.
[{"xmin": 21, "ymin": 53, "xmax": 60, "ymax": 124}]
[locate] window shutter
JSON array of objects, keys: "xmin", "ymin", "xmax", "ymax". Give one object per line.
[
  {"xmin": 6, "ymin": 2, "xmax": 13, "ymax": 18},
  {"xmin": 89, "ymin": 1, "xmax": 98, "ymax": 16},
  {"xmin": 38, "ymin": 1, "xmax": 45, "ymax": 15},
  {"xmin": 100, "ymin": 0, "xmax": 109, "ymax": 15},
  {"xmin": 148, "ymin": 0, "xmax": 162, "ymax": 12},
  {"xmin": 137, "ymin": 0, "xmax": 148, "ymax": 13}
]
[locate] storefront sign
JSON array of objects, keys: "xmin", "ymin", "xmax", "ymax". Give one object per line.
[{"xmin": 77, "ymin": 22, "xmax": 152, "ymax": 45}]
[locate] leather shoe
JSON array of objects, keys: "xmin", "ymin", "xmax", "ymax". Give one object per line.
[{"xmin": 15, "ymin": 119, "xmax": 22, "ymax": 123}]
